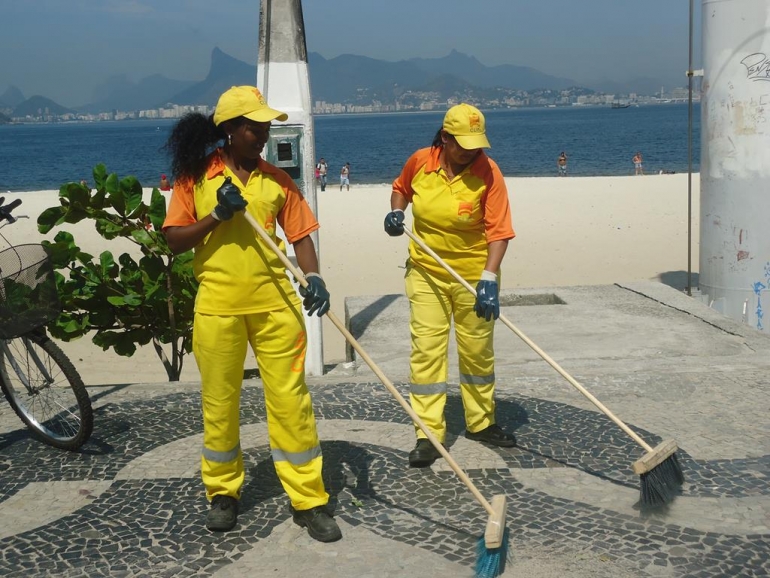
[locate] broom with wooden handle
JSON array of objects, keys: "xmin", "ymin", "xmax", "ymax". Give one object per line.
[
  {"xmin": 402, "ymin": 227, "xmax": 684, "ymax": 509},
  {"xmin": 242, "ymin": 211, "xmax": 509, "ymax": 578}
]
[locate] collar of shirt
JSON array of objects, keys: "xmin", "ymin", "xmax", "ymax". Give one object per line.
[
  {"xmin": 205, "ymin": 148, "xmax": 282, "ymax": 181},
  {"xmin": 423, "ymin": 145, "xmax": 489, "ymax": 175}
]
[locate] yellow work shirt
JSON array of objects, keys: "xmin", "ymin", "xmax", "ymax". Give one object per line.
[
  {"xmin": 163, "ymin": 150, "xmax": 319, "ymax": 315},
  {"xmin": 392, "ymin": 146, "xmax": 515, "ymax": 281}
]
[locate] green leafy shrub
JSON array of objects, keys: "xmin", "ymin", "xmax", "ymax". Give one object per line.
[{"xmin": 37, "ymin": 164, "xmax": 197, "ymax": 381}]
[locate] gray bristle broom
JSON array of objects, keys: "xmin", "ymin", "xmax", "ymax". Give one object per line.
[{"xmin": 404, "ymin": 227, "xmax": 684, "ymax": 510}]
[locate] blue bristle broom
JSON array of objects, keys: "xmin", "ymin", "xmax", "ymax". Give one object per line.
[{"xmin": 244, "ymin": 211, "xmax": 511, "ymax": 578}]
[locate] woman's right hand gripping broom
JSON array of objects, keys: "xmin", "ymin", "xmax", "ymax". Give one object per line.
[
  {"xmin": 299, "ymin": 274, "xmax": 330, "ymax": 317},
  {"xmin": 211, "ymin": 176, "xmax": 248, "ymax": 221}
]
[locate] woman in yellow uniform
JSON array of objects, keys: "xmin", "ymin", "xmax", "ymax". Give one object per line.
[
  {"xmin": 162, "ymin": 86, "xmax": 341, "ymax": 542},
  {"xmin": 384, "ymin": 103, "xmax": 516, "ymax": 467}
]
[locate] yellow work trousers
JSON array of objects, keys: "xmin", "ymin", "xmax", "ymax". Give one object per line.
[
  {"xmin": 194, "ymin": 307, "xmax": 329, "ymax": 511},
  {"xmin": 405, "ymin": 263, "xmax": 497, "ymax": 443}
]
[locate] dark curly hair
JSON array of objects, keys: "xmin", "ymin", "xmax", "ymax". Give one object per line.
[{"xmin": 164, "ymin": 113, "xmax": 228, "ymax": 184}]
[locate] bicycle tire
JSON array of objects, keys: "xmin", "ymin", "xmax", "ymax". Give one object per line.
[{"xmin": 0, "ymin": 332, "xmax": 93, "ymax": 450}]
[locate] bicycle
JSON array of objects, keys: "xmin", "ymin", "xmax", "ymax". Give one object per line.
[{"xmin": 0, "ymin": 197, "xmax": 93, "ymax": 450}]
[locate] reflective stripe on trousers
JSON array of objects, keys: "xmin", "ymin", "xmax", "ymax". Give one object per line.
[
  {"xmin": 195, "ymin": 308, "xmax": 328, "ymax": 510},
  {"xmin": 405, "ymin": 263, "xmax": 497, "ymax": 442}
]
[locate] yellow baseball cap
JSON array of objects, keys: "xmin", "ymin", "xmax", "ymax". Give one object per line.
[
  {"xmin": 213, "ymin": 85, "xmax": 288, "ymax": 126},
  {"xmin": 442, "ymin": 103, "xmax": 491, "ymax": 149}
]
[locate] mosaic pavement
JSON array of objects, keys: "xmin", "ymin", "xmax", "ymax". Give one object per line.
[{"xmin": 0, "ymin": 377, "xmax": 767, "ymax": 578}]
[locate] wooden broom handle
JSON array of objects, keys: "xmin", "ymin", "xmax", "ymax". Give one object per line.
[
  {"xmin": 242, "ymin": 211, "xmax": 496, "ymax": 518},
  {"xmin": 403, "ymin": 228, "xmax": 654, "ymax": 453}
]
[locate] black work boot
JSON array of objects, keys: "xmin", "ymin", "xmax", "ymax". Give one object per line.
[
  {"xmin": 206, "ymin": 495, "xmax": 238, "ymax": 531},
  {"xmin": 465, "ymin": 424, "xmax": 517, "ymax": 447},
  {"xmin": 408, "ymin": 438, "xmax": 443, "ymax": 468},
  {"xmin": 291, "ymin": 505, "xmax": 342, "ymax": 543}
]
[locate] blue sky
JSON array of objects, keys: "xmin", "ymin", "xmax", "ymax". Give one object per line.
[{"xmin": 0, "ymin": 0, "xmax": 700, "ymax": 107}]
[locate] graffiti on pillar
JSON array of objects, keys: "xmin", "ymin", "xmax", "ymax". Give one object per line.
[
  {"xmin": 753, "ymin": 261, "xmax": 770, "ymax": 331},
  {"xmin": 741, "ymin": 54, "xmax": 770, "ymax": 82}
]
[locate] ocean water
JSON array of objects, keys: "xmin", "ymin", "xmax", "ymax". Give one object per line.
[{"xmin": 0, "ymin": 103, "xmax": 700, "ymax": 192}]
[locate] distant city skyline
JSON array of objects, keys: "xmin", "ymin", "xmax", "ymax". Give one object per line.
[{"xmin": 0, "ymin": 0, "xmax": 701, "ymax": 108}]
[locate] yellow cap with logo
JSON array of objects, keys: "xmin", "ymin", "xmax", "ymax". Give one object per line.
[
  {"xmin": 213, "ymin": 85, "xmax": 288, "ymax": 126},
  {"xmin": 442, "ymin": 103, "xmax": 490, "ymax": 150}
]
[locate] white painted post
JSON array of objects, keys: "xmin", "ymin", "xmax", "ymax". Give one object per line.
[
  {"xmin": 257, "ymin": 0, "xmax": 325, "ymax": 373},
  {"xmin": 700, "ymin": 0, "xmax": 770, "ymax": 331}
]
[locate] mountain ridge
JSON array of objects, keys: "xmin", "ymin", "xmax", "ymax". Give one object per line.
[{"xmin": 4, "ymin": 48, "xmax": 671, "ymax": 115}]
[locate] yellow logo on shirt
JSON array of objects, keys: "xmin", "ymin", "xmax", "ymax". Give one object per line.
[
  {"xmin": 458, "ymin": 201, "xmax": 473, "ymax": 221},
  {"xmin": 264, "ymin": 213, "xmax": 275, "ymax": 231}
]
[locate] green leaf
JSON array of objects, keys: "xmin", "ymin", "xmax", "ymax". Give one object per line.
[
  {"xmin": 139, "ymin": 254, "xmax": 166, "ymax": 280},
  {"xmin": 68, "ymin": 210, "xmax": 91, "ymax": 225},
  {"xmin": 99, "ymin": 251, "xmax": 117, "ymax": 279},
  {"xmin": 91, "ymin": 187, "xmax": 108, "ymax": 209},
  {"xmin": 41, "ymin": 232, "xmax": 81, "ymax": 267},
  {"xmin": 95, "ymin": 218, "xmax": 128, "ymax": 240},
  {"xmin": 92, "ymin": 164, "xmax": 108, "ymax": 190},
  {"xmin": 120, "ymin": 176, "xmax": 144, "ymax": 215},
  {"xmin": 37, "ymin": 206, "xmax": 67, "ymax": 234},
  {"xmin": 130, "ymin": 228, "xmax": 153, "ymax": 246},
  {"xmin": 104, "ymin": 172, "xmax": 119, "ymax": 194},
  {"xmin": 123, "ymin": 293, "xmax": 142, "ymax": 306},
  {"xmin": 149, "ymin": 188, "xmax": 168, "ymax": 231},
  {"xmin": 127, "ymin": 202, "xmax": 149, "ymax": 220},
  {"xmin": 61, "ymin": 182, "xmax": 90, "ymax": 208}
]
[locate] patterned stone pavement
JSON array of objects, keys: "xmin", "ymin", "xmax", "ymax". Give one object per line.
[{"xmin": 0, "ymin": 283, "xmax": 768, "ymax": 577}]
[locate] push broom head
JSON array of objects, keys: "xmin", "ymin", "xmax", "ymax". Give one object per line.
[
  {"xmin": 475, "ymin": 494, "xmax": 510, "ymax": 578},
  {"xmin": 632, "ymin": 439, "xmax": 685, "ymax": 509}
]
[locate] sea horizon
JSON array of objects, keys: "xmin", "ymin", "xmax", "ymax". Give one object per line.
[{"xmin": 0, "ymin": 103, "xmax": 700, "ymax": 192}]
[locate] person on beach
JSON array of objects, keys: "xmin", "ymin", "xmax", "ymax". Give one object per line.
[
  {"xmin": 557, "ymin": 152, "xmax": 568, "ymax": 176},
  {"xmin": 340, "ymin": 162, "xmax": 350, "ymax": 191},
  {"xmin": 161, "ymin": 85, "xmax": 341, "ymax": 542},
  {"xmin": 633, "ymin": 152, "xmax": 644, "ymax": 175},
  {"xmin": 316, "ymin": 158, "xmax": 328, "ymax": 191},
  {"xmin": 383, "ymin": 103, "xmax": 517, "ymax": 468},
  {"xmin": 159, "ymin": 174, "xmax": 172, "ymax": 191}
]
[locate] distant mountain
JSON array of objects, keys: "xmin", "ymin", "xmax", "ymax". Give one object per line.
[
  {"xmin": 419, "ymin": 73, "xmax": 475, "ymax": 93},
  {"xmin": 3, "ymin": 48, "xmax": 677, "ymax": 116},
  {"xmin": 408, "ymin": 50, "xmax": 575, "ymax": 90},
  {"xmin": 307, "ymin": 50, "xmax": 576, "ymax": 103},
  {"xmin": 0, "ymin": 85, "xmax": 25, "ymax": 108},
  {"xmin": 13, "ymin": 95, "xmax": 72, "ymax": 117},
  {"xmin": 80, "ymin": 74, "xmax": 196, "ymax": 113},
  {"xmin": 308, "ymin": 53, "xmax": 430, "ymax": 103},
  {"xmin": 166, "ymin": 47, "xmax": 256, "ymax": 107},
  {"xmin": 73, "ymin": 47, "xmax": 253, "ymax": 113}
]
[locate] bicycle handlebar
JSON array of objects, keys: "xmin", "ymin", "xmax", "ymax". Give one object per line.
[{"xmin": 0, "ymin": 198, "xmax": 22, "ymax": 224}]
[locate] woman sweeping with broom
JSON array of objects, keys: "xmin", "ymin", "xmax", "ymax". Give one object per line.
[
  {"xmin": 162, "ymin": 86, "xmax": 341, "ymax": 542},
  {"xmin": 388, "ymin": 105, "xmax": 684, "ymax": 512},
  {"xmin": 384, "ymin": 103, "xmax": 517, "ymax": 468}
]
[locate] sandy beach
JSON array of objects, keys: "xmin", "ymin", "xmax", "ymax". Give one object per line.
[{"xmin": 1, "ymin": 173, "xmax": 700, "ymax": 385}]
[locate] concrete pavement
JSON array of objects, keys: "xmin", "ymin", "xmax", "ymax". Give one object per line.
[{"xmin": 0, "ymin": 282, "xmax": 768, "ymax": 577}]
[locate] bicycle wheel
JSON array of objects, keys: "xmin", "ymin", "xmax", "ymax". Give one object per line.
[{"xmin": 0, "ymin": 331, "xmax": 93, "ymax": 450}]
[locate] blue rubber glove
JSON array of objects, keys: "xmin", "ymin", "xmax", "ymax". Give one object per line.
[
  {"xmin": 300, "ymin": 273, "xmax": 331, "ymax": 317},
  {"xmin": 211, "ymin": 176, "xmax": 248, "ymax": 221},
  {"xmin": 474, "ymin": 271, "xmax": 500, "ymax": 321},
  {"xmin": 384, "ymin": 209, "xmax": 405, "ymax": 236}
]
